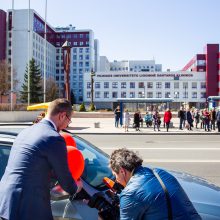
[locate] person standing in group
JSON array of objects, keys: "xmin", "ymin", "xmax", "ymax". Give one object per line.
[
  {"xmin": 123, "ymin": 109, "xmax": 131, "ymax": 132},
  {"xmin": 133, "ymin": 110, "xmax": 141, "ymax": 131},
  {"xmin": 178, "ymin": 107, "xmax": 185, "ymax": 130},
  {"xmin": 153, "ymin": 110, "xmax": 161, "ymax": 131},
  {"xmin": 203, "ymin": 108, "xmax": 210, "ymax": 132},
  {"xmin": 164, "ymin": 108, "xmax": 172, "ymax": 132},
  {"xmin": 210, "ymin": 108, "xmax": 216, "ymax": 131},
  {"xmin": 216, "ymin": 108, "xmax": 220, "ymax": 132},
  {"xmin": 200, "ymin": 110, "xmax": 205, "ymax": 129},
  {"xmin": 109, "ymin": 148, "xmax": 202, "ymax": 220},
  {"xmin": 186, "ymin": 108, "xmax": 193, "ymax": 130},
  {"xmin": 114, "ymin": 106, "xmax": 120, "ymax": 128},
  {"xmin": 144, "ymin": 111, "xmax": 153, "ymax": 127},
  {"xmin": 194, "ymin": 109, "xmax": 200, "ymax": 129},
  {"xmin": 0, "ymin": 99, "xmax": 82, "ymax": 220}
]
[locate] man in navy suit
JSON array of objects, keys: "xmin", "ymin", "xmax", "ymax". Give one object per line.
[{"xmin": 0, "ymin": 99, "xmax": 82, "ymax": 220}]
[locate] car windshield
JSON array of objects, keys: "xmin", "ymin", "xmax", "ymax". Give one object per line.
[
  {"xmin": 73, "ymin": 135, "xmax": 114, "ymax": 190},
  {"xmin": 0, "ymin": 144, "xmax": 11, "ymax": 179}
]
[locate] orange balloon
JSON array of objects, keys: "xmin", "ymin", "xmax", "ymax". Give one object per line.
[
  {"xmin": 66, "ymin": 146, "xmax": 84, "ymax": 180},
  {"xmin": 61, "ymin": 132, "xmax": 77, "ymax": 148}
]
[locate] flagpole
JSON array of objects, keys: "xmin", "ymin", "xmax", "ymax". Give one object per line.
[
  {"xmin": 10, "ymin": 0, "xmax": 14, "ymax": 111},
  {"xmin": 27, "ymin": 0, "xmax": 30, "ymax": 105},
  {"xmin": 43, "ymin": 0, "xmax": 47, "ymax": 102}
]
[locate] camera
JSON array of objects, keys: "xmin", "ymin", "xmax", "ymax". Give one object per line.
[{"xmin": 87, "ymin": 177, "xmax": 124, "ymax": 220}]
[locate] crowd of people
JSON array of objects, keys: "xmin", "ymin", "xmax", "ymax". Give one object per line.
[{"xmin": 114, "ymin": 105, "xmax": 220, "ymax": 132}]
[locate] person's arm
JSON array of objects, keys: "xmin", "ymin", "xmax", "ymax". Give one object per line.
[
  {"xmin": 120, "ymin": 194, "xmax": 145, "ymax": 220},
  {"xmin": 47, "ymin": 136, "xmax": 78, "ymax": 195}
]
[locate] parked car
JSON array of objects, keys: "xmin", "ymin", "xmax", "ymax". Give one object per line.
[{"xmin": 0, "ymin": 128, "xmax": 220, "ymax": 219}]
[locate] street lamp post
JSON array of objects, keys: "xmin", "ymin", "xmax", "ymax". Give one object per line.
[
  {"xmin": 91, "ymin": 68, "xmax": 95, "ymax": 106},
  {"xmin": 174, "ymin": 91, "xmax": 178, "ymax": 110},
  {"xmin": 62, "ymin": 41, "xmax": 72, "ymax": 101}
]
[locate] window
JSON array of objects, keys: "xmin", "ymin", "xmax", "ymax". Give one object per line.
[
  {"xmin": 147, "ymin": 82, "xmax": 153, "ymax": 89},
  {"xmin": 130, "ymin": 92, "xmax": 135, "ymax": 98},
  {"xmin": 80, "ymin": 42, "xmax": 84, "ymax": 46},
  {"xmin": 192, "ymin": 82, "xmax": 197, "ymax": 89},
  {"xmin": 104, "ymin": 92, "xmax": 109, "ymax": 98},
  {"xmin": 121, "ymin": 92, "xmax": 126, "ymax": 98},
  {"xmin": 183, "ymin": 82, "xmax": 188, "ymax": 89},
  {"xmin": 73, "ymin": 48, "xmax": 77, "ymax": 53},
  {"xmin": 121, "ymin": 82, "xmax": 126, "ymax": 88},
  {"xmin": 156, "ymin": 92, "xmax": 162, "ymax": 98},
  {"xmin": 138, "ymin": 92, "xmax": 144, "ymax": 98},
  {"xmin": 95, "ymin": 82, "xmax": 100, "ymax": 89},
  {"xmin": 79, "ymin": 48, "xmax": 83, "ymax": 53},
  {"xmin": 73, "ymin": 62, "xmax": 77, "ymax": 67},
  {"xmin": 104, "ymin": 82, "xmax": 109, "ymax": 89},
  {"xmin": 174, "ymin": 82, "xmax": 179, "ymax": 89},
  {"xmin": 174, "ymin": 92, "xmax": 179, "ymax": 98},
  {"xmin": 112, "ymin": 82, "xmax": 118, "ymax": 88},
  {"xmin": 156, "ymin": 82, "xmax": 162, "ymax": 89},
  {"xmin": 95, "ymin": 92, "xmax": 100, "ymax": 98},
  {"xmin": 147, "ymin": 92, "xmax": 153, "ymax": 98},
  {"xmin": 201, "ymin": 92, "xmax": 206, "ymax": 98},
  {"xmin": 192, "ymin": 92, "xmax": 197, "ymax": 98},
  {"xmin": 87, "ymin": 92, "xmax": 91, "ymax": 98},
  {"xmin": 139, "ymin": 82, "xmax": 145, "ymax": 88},
  {"xmin": 73, "ymin": 42, "xmax": 78, "ymax": 46},
  {"xmin": 130, "ymin": 82, "xmax": 135, "ymax": 88},
  {"xmin": 183, "ymin": 92, "xmax": 188, "ymax": 98},
  {"xmin": 79, "ymin": 55, "xmax": 83, "ymax": 60},
  {"xmin": 85, "ymin": 62, "xmax": 89, "ymax": 67},
  {"xmin": 201, "ymin": 82, "xmax": 206, "ymax": 89},
  {"xmin": 86, "ymin": 48, "xmax": 89, "ymax": 53},
  {"xmin": 112, "ymin": 92, "xmax": 118, "ymax": 98},
  {"xmin": 165, "ymin": 92, "xmax": 171, "ymax": 98},
  {"xmin": 165, "ymin": 82, "xmax": 170, "ymax": 89},
  {"xmin": 80, "ymin": 34, "xmax": 83, "ymax": 38}
]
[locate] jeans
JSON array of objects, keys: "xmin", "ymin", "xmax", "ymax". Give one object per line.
[{"xmin": 179, "ymin": 118, "xmax": 184, "ymax": 129}]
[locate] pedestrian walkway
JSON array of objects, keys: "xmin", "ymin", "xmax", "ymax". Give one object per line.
[{"xmin": 68, "ymin": 117, "xmax": 220, "ymax": 135}]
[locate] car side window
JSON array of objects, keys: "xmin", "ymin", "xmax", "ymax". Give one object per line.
[{"xmin": 0, "ymin": 145, "xmax": 11, "ymax": 179}]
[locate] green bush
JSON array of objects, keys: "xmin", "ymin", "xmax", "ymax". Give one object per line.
[
  {"xmin": 79, "ymin": 102, "xmax": 86, "ymax": 112},
  {"xmin": 89, "ymin": 103, "xmax": 96, "ymax": 111}
]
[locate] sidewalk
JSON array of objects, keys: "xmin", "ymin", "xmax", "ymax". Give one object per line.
[{"xmin": 67, "ymin": 117, "xmax": 220, "ymax": 135}]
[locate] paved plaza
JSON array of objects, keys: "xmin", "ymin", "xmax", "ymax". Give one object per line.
[{"xmin": 68, "ymin": 117, "xmax": 220, "ymax": 135}]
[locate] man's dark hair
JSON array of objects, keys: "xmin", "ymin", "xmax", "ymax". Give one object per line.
[
  {"xmin": 47, "ymin": 98, "xmax": 72, "ymax": 117},
  {"xmin": 110, "ymin": 148, "xmax": 143, "ymax": 173}
]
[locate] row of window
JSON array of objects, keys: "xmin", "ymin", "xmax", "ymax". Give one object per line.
[
  {"xmin": 86, "ymin": 91, "xmax": 206, "ymax": 99},
  {"xmin": 56, "ymin": 48, "xmax": 90, "ymax": 54},
  {"xmin": 86, "ymin": 82, "xmax": 206, "ymax": 89}
]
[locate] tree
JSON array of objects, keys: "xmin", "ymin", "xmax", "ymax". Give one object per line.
[
  {"xmin": 45, "ymin": 77, "xmax": 59, "ymax": 102},
  {"xmin": 79, "ymin": 102, "xmax": 86, "ymax": 112},
  {"xmin": 0, "ymin": 60, "xmax": 18, "ymax": 102},
  {"xmin": 20, "ymin": 58, "xmax": 43, "ymax": 103}
]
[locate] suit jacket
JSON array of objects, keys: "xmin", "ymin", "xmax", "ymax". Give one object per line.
[{"xmin": 0, "ymin": 119, "xmax": 77, "ymax": 220}]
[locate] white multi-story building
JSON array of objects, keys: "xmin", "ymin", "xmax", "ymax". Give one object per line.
[
  {"xmin": 99, "ymin": 57, "xmax": 162, "ymax": 72},
  {"xmin": 7, "ymin": 9, "xmax": 56, "ymax": 91},
  {"xmin": 5, "ymin": 9, "xmax": 98, "ymax": 103},
  {"xmin": 84, "ymin": 71, "xmax": 206, "ymax": 109}
]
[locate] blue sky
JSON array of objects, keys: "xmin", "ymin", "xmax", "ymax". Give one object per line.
[{"xmin": 1, "ymin": 0, "xmax": 220, "ymax": 71}]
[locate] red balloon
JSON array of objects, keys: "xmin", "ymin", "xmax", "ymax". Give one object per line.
[
  {"xmin": 66, "ymin": 146, "xmax": 84, "ymax": 181},
  {"xmin": 61, "ymin": 132, "xmax": 77, "ymax": 148}
]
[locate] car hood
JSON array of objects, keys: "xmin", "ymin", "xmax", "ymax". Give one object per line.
[{"xmin": 172, "ymin": 171, "xmax": 220, "ymax": 219}]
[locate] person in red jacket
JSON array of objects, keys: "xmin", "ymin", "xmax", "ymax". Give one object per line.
[{"xmin": 164, "ymin": 108, "xmax": 172, "ymax": 132}]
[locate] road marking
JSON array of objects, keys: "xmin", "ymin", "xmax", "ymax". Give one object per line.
[
  {"xmin": 143, "ymin": 159, "xmax": 220, "ymax": 163},
  {"xmin": 101, "ymin": 147, "xmax": 220, "ymax": 150}
]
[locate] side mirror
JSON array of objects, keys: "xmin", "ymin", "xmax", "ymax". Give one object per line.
[{"xmin": 50, "ymin": 184, "xmax": 70, "ymax": 201}]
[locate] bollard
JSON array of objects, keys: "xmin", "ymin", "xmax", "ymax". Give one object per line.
[{"xmin": 94, "ymin": 122, "xmax": 100, "ymax": 128}]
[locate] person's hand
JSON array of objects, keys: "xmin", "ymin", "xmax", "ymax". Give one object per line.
[{"xmin": 76, "ymin": 179, "xmax": 83, "ymax": 194}]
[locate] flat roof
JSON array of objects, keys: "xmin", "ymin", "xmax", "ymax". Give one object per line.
[{"xmin": 116, "ymin": 98, "xmax": 174, "ymax": 103}]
